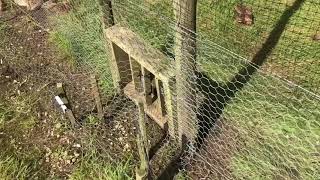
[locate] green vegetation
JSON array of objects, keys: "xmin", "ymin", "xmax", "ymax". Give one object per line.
[
  {"xmin": 225, "ymin": 74, "xmax": 320, "ymax": 179},
  {"xmin": 49, "ymin": 0, "xmax": 114, "ymax": 94},
  {"xmin": 70, "ymin": 151, "xmax": 132, "ymax": 180},
  {"xmin": 0, "ymin": 155, "xmax": 40, "ymax": 180},
  {"xmin": 0, "ymin": 98, "xmax": 44, "ymax": 179},
  {"xmin": 197, "ymin": 0, "xmax": 320, "ymax": 93},
  {"xmin": 70, "ymin": 115, "xmax": 134, "ymax": 179}
]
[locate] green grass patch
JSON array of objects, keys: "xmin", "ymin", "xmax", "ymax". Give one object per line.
[
  {"xmin": 0, "ymin": 155, "xmax": 42, "ymax": 180},
  {"xmin": 68, "ymin": 115, "xmax": 134, "ymax": 179},
  {"xmin": 0, "ymin": 100, "xmax": 45, "ymax": 179},
  {"xmin": 70, "ymin": 152, "xmax": 133, "ymax": 180},
  {"xmin": 49, "ymin": 0, "xmax": 114, "ymax": 95},
  {"xmin": 223, "ymin": 74, "xmax": 320, "ymax": 179}
]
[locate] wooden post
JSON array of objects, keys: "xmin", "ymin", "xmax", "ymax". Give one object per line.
[
  {"xmin": 155, "ymin": 79, "xmax": 166, "ymax": 117},
  {"xmin": 56, "ymin": 83, "xmax": 77, "ymax": 128},
  {"xmin": 174, "ymin": 0, "xmax": 198, "ymax": 145},
  {"xmin": 142, "ymin": 68, "xmax": 153, "ymax": 105},
  {"xmin": 90, "ymin": 75, "xmax": 104, "ymax": 120},
  {"xmin": 136, "ymin": 102, "xmax": 149, "ymax": 180},
  {"xmin": 99, "ymin": 0, "xmax": 115, "ymax": 28},
  {"xmin": 130, "ymin": 57, "xmax": 143, "ymax": 93}
]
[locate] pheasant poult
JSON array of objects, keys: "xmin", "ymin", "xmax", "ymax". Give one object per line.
[
  {"xmin": 234, "ymin": 5, "xmax": 254, "ymax": 26},
  {"xmin": 312, "ymin": 33, "xmax": 320, "ymax": 41},
  {"xmin": 0, "ymin": 0, "xmax": 3, "ymax": 15},
  {"xmin": 14, "ymin": 0, "xmax": 43, "ymax": 11}
]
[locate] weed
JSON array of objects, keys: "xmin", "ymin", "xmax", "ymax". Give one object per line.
[
  {"xmin": 70, "ymin": 153, "xmax": 133, "ymax": 180},
  {"xmin": 0, "ymin": 155, "xmax": 40, "ymax": 180}
]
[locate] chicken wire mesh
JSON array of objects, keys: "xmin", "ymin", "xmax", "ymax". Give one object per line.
[
  {"xmin": 1, "ymin": 0, "xmax": 320, "ymax": 179},
  {"xmin": 111, "ymin": 1, "xmax": 319, "ymax": 179}
]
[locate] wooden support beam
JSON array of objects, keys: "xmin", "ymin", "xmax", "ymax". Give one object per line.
[
  {"xmin": 142, "ymin": 67, "xmax": 153, "ymax": 105},
  {"xmin": 110, "ymin": 42, "xmax": 132, "ymax": 90},
  {"xmin": 163, "ymin": 79, "xmax": 177, "ymax": 138},
  {"xmin": 130, "ymin": 57, "xmax": 143, "ymax": 93},
  {"xmin": 174, "ymin": 0, "xmax": 198, "ymax": 145},
  {"xmin": 155, "ymin": 79, "xmax": 166, "ymax": 117},
  {"xmin": 98, "ymin": 0, "xmax": 114, "ymax": 28},
  {"xmin": 136, "ymin": 102, "xmax": 149, "ymax": 180}
]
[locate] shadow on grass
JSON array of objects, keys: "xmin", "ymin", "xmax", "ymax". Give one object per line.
[
  {"xmin": 195, "ymin": 0, "xmax": 305, "ymax": 150},
  {"xmin": 158, "ymin": 1, "xmax": 305, "ymax": 179}
]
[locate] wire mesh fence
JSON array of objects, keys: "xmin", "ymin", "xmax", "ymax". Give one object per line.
[{"xmin": 0, "ymin": 0, "xmax": 319, "ymax": 179}]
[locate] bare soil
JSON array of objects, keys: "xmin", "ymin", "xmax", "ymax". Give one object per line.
[{"xmin": 185, "ymin": 119, "xmax": 241, "ymax": 180}]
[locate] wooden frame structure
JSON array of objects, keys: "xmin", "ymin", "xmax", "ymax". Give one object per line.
[{"xmin": 105, "ymin": 25, "xmax": 178, "ymax": 138}]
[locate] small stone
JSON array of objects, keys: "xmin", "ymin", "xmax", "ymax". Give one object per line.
[
  {"xmin": 73, "ymin": 144, "xmax": 81, "ymax": 148},
  {"xmin": 124, "ymin": 144, "xmax": 130, "ymax": 149},
  {"xmin": 55, "ymin": 123, "xmax": 62, "ymax": 129}
]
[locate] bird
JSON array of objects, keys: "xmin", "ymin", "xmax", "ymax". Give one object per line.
[
  {"xmin": 0, "ymin": 0, "xmax": 3, "ymax": 15},
  {"xmin": 312, "ymin": 33, "xmax": 320, "ymax": 41},
  {"xmin": 14, "ymin": 0, "xmax": 43, "ymax": 11},
  {"xmin": 234, "ymin": 4, "xmax": 254, "ymax": 26}
]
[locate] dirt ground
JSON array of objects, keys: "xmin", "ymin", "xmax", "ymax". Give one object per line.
[
  {"xmin": 184, "ymin": 119, "xmax": 241, "ymax": 180},
  {"xmin": 0, "ymin": 4, "xmax": 165, "ymax": 178}
]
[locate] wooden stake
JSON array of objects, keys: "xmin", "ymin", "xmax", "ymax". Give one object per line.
[
  {"xmin": 56, "ymin": 83, "xmax": 77, "ymax": 128},
  {"xmin": 174, "ymin": 0, "xmax": 198, "ymax": 145},
  {"xmin": 136, "ymin": 102, "xmax": 149, "ymax": 180},
  {"xmin": 91, "ymin": 75, "xmax": 104, "ymax": 120}
]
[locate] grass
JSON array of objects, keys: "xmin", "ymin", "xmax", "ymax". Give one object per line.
[
  {"xmin": 49, "ymin": 0, "xmax": 115, "ymax": 95},
  {"xmin": 69, "ymin": 115, "xmax": 134, "ymax": 180},
  {"xmin": 70, "ymin": 150, "xmax": 133, "ymax": 180},
  {"xmin": 224, "ymin": 74, "xmax": 320, "ymax": 179},
  {"xmin": 197, "ymin": 0, "xmax": 320, "ymax": 93},
  {"xmin": 0, "ymin": 98, "xmax": 45, "ymax": 179},
  {"xmin": 0, "ymin": 155, "xmax": 40, "ymax": 180}
]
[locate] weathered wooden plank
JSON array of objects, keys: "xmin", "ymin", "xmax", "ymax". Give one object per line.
[
  {"xmin": 136, "ymin": 102, "xmax": 149, "ymax": 180},
  {"xmin": 111, "ymin": 42, "xmax": 132, "ymax": 89},
  {"xmin": 129, "ymin": 57, "xmax": 143, "ymax": 93},
  {"xmin": 156, "ymin": 79, "xmax": 167, "ymax": 117},
  {"xmin": 105, "ymin": 25, "xmax": 175, "ymax": 80},
  {"xmin": 142, "ymin": 67, "xmax": 153, "ymax": 105}
]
